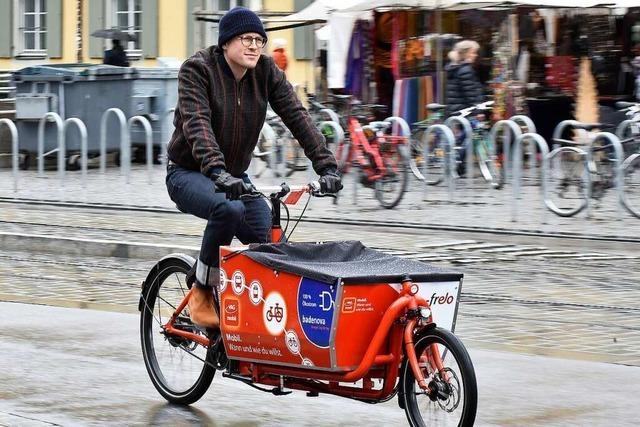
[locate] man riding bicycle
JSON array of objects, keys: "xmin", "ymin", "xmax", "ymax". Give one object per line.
[{"xmin": 165, "ymin": 7, "xmax": 342, "ymax": 329}]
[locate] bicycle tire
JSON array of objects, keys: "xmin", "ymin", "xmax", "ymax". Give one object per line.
[
  {"xmin": 409, "ymin": 129, "xmax": 445, "ymax": 186},
  {"xmin": 400, "ymin": 327, "xmax": 477, "ymax": 427},
  {"xmin": 622, "ymin": 153, "xmax": 640, "ymax": 218},
  {"xmin": 374, "ymin": 142, "xmax": 410, "ymax": 209},
  {"xmin": 140, "ymin": 256, "xmax": 216, "ymax": 405},
  {"xmin": 476, "ymin": 138, "xmax": 503, "ymax": 189},
  {"xmin": 545, "ymin": 147, "xmax": 589, "ymax": 217}
]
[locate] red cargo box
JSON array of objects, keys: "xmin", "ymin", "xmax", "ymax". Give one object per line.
[{"xmin": 219, "ymin": 241, "xmax": 462, "ymax": 372}]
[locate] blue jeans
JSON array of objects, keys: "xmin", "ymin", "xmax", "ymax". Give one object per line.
[{"xmin": 166, "ymin": 165, "xmax": 271, "ymax": 287}]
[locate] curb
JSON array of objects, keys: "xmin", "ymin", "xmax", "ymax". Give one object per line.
[{"xmin": 0, "ymin": 231, "xmax": 199, "ymax": 260}]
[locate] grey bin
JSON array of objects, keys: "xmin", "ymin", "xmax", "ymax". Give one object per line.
[{"xmin": 12, "ymin": 64, "xmax": 177, "ymax": 168}]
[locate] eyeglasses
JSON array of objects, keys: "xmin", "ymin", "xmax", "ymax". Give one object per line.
[{"xmin": 238, "ymin": 35, "xmax": 266, "ymax": 48}]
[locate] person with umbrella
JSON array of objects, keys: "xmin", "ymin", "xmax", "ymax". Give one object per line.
[{"xmin": 91, "ymin": 28, "xmax": 135, "ymax": 67}]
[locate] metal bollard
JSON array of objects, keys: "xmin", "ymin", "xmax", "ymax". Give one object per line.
[
  {"xmin": 511, "ymin": 133, "xmax": 549, "ymax": 223},
  {"xmin": 489, "ymin": 120, "xmax": 522, "ymax": 183},
  {"xmin": 99, "ymin": 108, "xmax": 128, "ymax": 175},
  {"xmin": 444, "ymin": 116, "xmax": 473, "ymax": 185},
  {"xmin": 423, "ymin": 124, "xmax": 456, "ymax": 201},
  {"xmin": 384, "ymin": 116, "xmax": 411, "ymax": 140},
  {"xmin": 128, "ymin": 116, "xmax": 153, "ymax": 184},
  {"xmin": 544, "ymin": 146, "xmax": 590, "ymax": 218},
  {"xmin": 63, "ymin": 118, "xmax": 88, "ymax": 189},
  {"xmin": 510, "ymin": 115, "xmax": 538, "ymax": 172},
  {"xmin": 37, "ymin": 112, "xmax": 65, "ymax": 182},
  {"xmin": 162, "ymin": 108, "xmax": 175, "ymax": 168},
  {"xmin": 0, "ymin": 118, "xmax": 19, "ymax": 192},
  {"xmin": 590, "ymin": 132, "xmax": 625, "ymax": 220}
]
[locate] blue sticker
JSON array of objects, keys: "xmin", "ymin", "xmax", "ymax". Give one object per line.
[{"xmin": 297, "ymin": 277, "xmax": 336, "ymax": 348}]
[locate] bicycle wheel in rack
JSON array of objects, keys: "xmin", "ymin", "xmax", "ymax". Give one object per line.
[
  {"xmin": 545, "ymin": 146, "xmax": 589, "ymax": 217},
  {"xmin": 588, "ymin": 137, "xmax": 616, "ymax": 201},
  {"xmin": 140, "ymin": 256, "xmax": 217, "ymax": 405},
  {"xmin": 476, "ymin": 136, "xmax": 504, "ymax": 189},
  {"xmin": 409, "ymin": 128, "xmax": 445, "ymax": 186},
  {"xmin": 374, "ymin": 141, "xmax": 410, "ymax": 209}
]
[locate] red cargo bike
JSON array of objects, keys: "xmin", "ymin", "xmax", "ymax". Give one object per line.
[{"xmin": 139, "ymin": 182, "xmax": 477, "ymax": 426}]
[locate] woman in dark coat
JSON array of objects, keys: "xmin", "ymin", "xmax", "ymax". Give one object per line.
[{"xmin": 445, "ymin": 40, "xmax": 484, "ymax": 114}]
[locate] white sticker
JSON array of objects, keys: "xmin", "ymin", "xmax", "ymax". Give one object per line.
[
  {"xmin": 301, "ymin": 358, "xmax": 314, "ymax": 367},
  {"xmin": 249, "ymin": 280, "xmax": 263, "ymax": 306},
  {"xmin": 219, "ymin": 269, "xmax": 228, "ymax": 292},
  {"xmin": 232, "ymin": 270, "xmax": 245, "ymax": 295},
  {"xmin": 263, "ymin": 292, "xmax": 287, "ymax": 335},
  {"xmin": 285, "ymin": 330, "xmax": 300, "ymax": 355}
]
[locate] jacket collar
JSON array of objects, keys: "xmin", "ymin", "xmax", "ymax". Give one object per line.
[{"xmin": 213, "ymin": 46, "xmax": 236, "ymax": 80}]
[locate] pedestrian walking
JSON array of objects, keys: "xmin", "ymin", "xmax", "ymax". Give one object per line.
[
  {"xmin": 271, "ymin": 38, "xmax": 289, "ymax": 72},
  {"xmin": 445, "ymin": 40, "xmax": 484, "ymax": 114}
]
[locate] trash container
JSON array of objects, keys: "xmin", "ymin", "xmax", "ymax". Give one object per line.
[{"xmin": 12, "ymin": 64, "xmax": 177, "ymax": 169}]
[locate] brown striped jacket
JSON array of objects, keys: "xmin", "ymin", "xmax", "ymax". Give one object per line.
[{"xmin": 167, "ymin": 46, "xmax": 337, "ymax": 178}]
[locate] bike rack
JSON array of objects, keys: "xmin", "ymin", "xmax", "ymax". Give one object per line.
[
  {"xmin": 63, "ymin": 118, "xmax": 88, "ymax": 189},
  {"xmin": 320, "ymin": 108, "xmax": 340, "ymax": 124},
  {"xmin": 590, "ymin": 132, "xmax": 625, "ymax": 220},
  {"xmin": 260, "ymin": 121, "xmax": 283, "ymax": 183},
  {"xmin": 37, "ymin": 112, "xmax": 65, "ymax": 182},
  {"xmin": 128, "ymin": 115, "xmax": 154, "ymax": 184},
  {"xmin": 621, "ymin": 153, "xmax": 640, "ymax": 218},
  {"xmin": 551, "ymin": 120, "xmax": 582, "ymax": 152},
  {"xmin": 423, "ymin": 124, "xmax": 456, "ymax": 201},
  {"xmin": 510, "ymin": 115, "xmax": 538, "ymax": 172},
  {"xmin": 99, "ymin": 108, "xmax": 129, "ymax": 177},
  {"xmin": 0, "ymin": 118, "xmax": 19, "ymax": 192},
  {"xmin": 384, "ymin": 116, "xmax": 411, "ymax": 141},
  {"xmin": 489, "ymin": 120, "xmax": 522, "ymax": 183},
  {"xmin": 544, "ymin": 145, "xmax": 590, "ymax": 218},
  {"xmin": 162, "ymin": 108, "xmax": 175, "ymax": 168},
  {"xmin": 511, "ymin": 133, "xmax": 549, "ymax": 223},
  {"xmin": 444, "ymin": 116, "xmax": 473, "ymax": 185}
]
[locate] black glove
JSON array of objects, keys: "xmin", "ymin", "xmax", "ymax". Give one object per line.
[
  {"xmin": 214, "ymin": 171, "xmax": 250, "ymax": 199},
  {"xmin": 319, "ymin": 170, "xmax": 343, "ymax": 194}
]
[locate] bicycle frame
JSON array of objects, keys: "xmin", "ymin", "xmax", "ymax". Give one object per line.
[{"xmin": 158, "ymin": 184, "xmax": 445, "ymax": 402}]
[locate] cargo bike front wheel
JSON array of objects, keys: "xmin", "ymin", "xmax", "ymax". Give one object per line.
[
  {"xmin": 140, "ymin": 256, "xmax": 217, "ymax": 405},
  {"xmin": 401, "ymin": 327, "xmax": 477, "ymax": 427}
]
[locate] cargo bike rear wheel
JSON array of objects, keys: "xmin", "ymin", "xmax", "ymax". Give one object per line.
[
  {"xmin": 140, "ymin": 256, "xmax": 217, "ymax": 405},
  {"xmin": 400, "ymin": 327, "xmax": 477, "ymax": 426}
]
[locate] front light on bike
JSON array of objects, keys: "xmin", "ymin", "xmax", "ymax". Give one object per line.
[{"xmin": 420, "ymin": 307, "xmax": 431, "ymax": 319}]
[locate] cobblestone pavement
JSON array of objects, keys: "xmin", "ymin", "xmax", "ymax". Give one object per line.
[
  {"xmin": 0, "ymin": 163, "xmax": 639, "ymax": 239},
  {"xmin": 1, "ymin": 201, "xmax": 639, "ymax": 367}
]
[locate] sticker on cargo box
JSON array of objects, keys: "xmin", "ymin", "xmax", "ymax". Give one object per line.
[
  {"xmin": 297, "ymin": 278, "xmax": 336, "ymax": 348},
  {"xmin": 249, "ymin": 280, "xmax": 263, "ymax": 305},
  {"xmin": 224, "ymin": 298, "xmax": 240, "ymax": 326},
  {"xmin": 219, "ymin": 269, "xmax": 228, "ymax": 292},
  {"xmin": 263, "ymin": 292, "xmax": 287, "ymax": 335},
  {"xmin": 285, "ymin": 330, "xmax": 301, "ymax": 355},
  {"xmin": 232, "ymin": 270, "xmax": 245, "ymax": 295}
]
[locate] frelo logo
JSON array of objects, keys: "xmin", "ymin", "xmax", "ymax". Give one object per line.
[
  {"xmin": 224, "ymin": 298, "xmax": 239, "ymax": 326},
  {"xmin": 429, "ymin": 292, "xmax": 454, "ymax": 306}
]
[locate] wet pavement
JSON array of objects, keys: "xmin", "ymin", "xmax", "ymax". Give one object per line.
[
  {"xmin": 1, "ymin": 302, "xmax": 639, "ymax": 427},
  {"xmin": 1, "ymin": 164, "xmax": 639, "ymax": 425}
]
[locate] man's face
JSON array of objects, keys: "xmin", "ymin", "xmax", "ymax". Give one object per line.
[{"xmin": 223, "ymin": 32, "xmax": 264, "ymax": 70}]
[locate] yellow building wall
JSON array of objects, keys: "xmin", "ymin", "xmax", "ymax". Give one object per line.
[{"xmin": 263, "ymin": 0, "xmax": 315, "ymax": 93}]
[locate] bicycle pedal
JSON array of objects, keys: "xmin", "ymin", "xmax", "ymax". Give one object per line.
[
  {"xmin": 271, "ymin": 387, "xmax": 292, "ymax": 396},
  {"xmin": 306, "ymin": 391, "xmax": 319, "ymax": 397}
]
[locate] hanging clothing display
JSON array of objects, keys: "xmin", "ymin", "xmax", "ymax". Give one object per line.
[
  {"xmin": 345, "ymin": 20, "xmax": 373, "ymax": 102},
  {"xmin": 392, "ymin": 74, "xmax": 439, "ymax": 125},
  {"xmin": 328, "ymin": 14, "xmax": 358, "ymax": 89}
]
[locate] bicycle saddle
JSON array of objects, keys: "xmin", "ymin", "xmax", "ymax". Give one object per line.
[
  {"xmin": 427, "ymin": 103, "xmax": 446, "ymax": 111},
  {"xmin": 616, "ymin": 101, "xmax": 638, "ymax": 109},
  {"xmin": 331, "ymin": 94, "xmax": 353, "ymax": 100}
]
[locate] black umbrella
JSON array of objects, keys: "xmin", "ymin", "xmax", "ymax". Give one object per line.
[{"xmin": 91, "ymin": 28, "xmax": 138, "ymax": 42}]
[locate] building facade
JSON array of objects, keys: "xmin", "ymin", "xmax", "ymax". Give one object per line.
[{"xmin": 0, "ymin": 0, "xmax": 316, "ymax": 90}]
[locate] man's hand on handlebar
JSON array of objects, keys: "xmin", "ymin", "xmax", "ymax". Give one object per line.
[
  {"xmin": 214, "ymin": 171, "xmax": 252, "ymax": 200},
  {"xmin": 318, "ymin": 170, "xmax": 343, "ymax": 194}
]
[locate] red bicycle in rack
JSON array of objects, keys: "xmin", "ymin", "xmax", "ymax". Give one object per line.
[
  {"xmin": 139, "ymin": 182, "xmax": 477, "ymax": 426},
  {"xmin": 333, "ymin": 116, "xmax": 410, "ymax": 209}
]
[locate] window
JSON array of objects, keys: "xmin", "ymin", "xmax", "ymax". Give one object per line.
[
  {"xmin": 16, "ymin": 0, "xmax": 47, "ymax": 56},
  {"xmin": 196, "ymin": 0, "xmax": 252, "ymax": 49},
  {"xmin": 109, "ymin": 0, "xmax": 142, "ymax": 52}
]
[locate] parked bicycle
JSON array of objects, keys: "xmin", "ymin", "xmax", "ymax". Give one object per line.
[{"xmin": 139, "ymin": 181, "xmax": 477, "ymax": 426}]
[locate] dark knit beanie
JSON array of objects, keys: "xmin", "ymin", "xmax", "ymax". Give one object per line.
[{"xmin": 218, "ymin": 7, "xmax": 267, "ymax": 47}]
